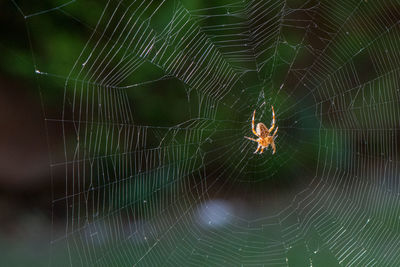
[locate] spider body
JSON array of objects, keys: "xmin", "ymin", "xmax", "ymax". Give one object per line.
[{"xmin": 245, "ymin": 106, "xmax": 278, "ymax": 154}]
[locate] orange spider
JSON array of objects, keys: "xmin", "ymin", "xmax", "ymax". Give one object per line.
[{"xmin": 245, "ymin": 106, "xmax": 278, "ymax": 154}]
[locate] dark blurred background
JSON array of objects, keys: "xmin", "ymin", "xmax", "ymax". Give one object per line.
[
  {"xmin": 2, "ymin": 0, "xmax": 400, "ymax": 266},
  {"xmin": 1, "ymin": 4, "xmax": 50, "ymax": 266},
  {"xmin": 0, "ymin": 1, "xmax": 57, "ymax": 265}
]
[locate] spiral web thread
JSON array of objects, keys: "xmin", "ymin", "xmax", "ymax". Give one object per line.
[{"xmin": 17, "ymin": 0, "xmax": 400, "ymax": 265}]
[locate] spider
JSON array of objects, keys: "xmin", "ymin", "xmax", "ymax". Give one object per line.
[{"xmin": 244, "ymin": 106, "xmax": 278, "ymax": 154}]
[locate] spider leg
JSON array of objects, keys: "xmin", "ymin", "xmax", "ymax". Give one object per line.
[
  {"xmin": 254, "ymin": 145, "xmax": 261, "ymax": 154},
  {"xmin": 244, "ymin": 136, "xmax": 258, "ymax": 142},
  {"xmin": 272, "ymin": 126, "xmax": 278, "ymax": 137},
  {"xmin": 271, "ymin": 142, "xmax": 276, "ymax": 154},
  {"xmin": 268, "ymin": 106, "xmax": 276, "ymax": 132},
  {"xmin": 259, "ymin": 146, "xmax": 265, "ymax": 154},
  {"xmin": 251, "ymin": 110, "xmax": 259, "ymax": 137}
]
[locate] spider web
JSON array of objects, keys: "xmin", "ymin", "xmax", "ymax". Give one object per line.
[{"xmin": 18, "ymin": 0, "xmax": 400, "ymax": 265}]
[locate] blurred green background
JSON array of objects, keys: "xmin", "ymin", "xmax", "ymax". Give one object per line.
[{"xmin": 1, "ymin": 0, "xmax": 400, "ymax": 266}]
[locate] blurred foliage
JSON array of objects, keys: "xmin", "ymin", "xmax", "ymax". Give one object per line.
[{"xmin": 2, "ymin": 0, "xmax": 400, "ymax": 266}]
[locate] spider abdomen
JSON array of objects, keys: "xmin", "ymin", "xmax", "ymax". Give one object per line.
[{"xmin": 256, "ymin": 123, "xmax": 269, "ymax": 137}]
